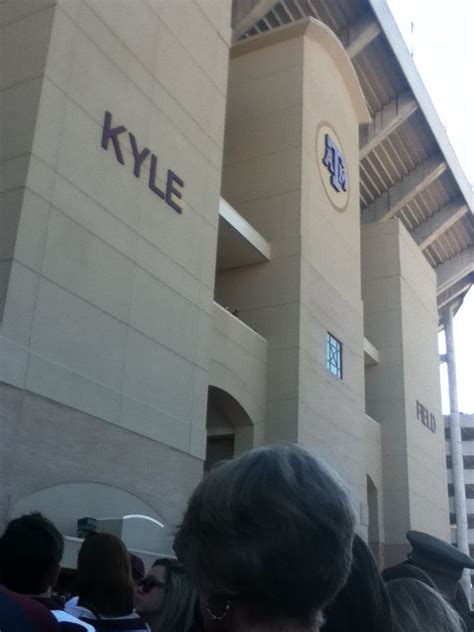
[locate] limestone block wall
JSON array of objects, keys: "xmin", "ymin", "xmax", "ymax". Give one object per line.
[
  {"xmin": 365, "ymin": 414, "xmax": 385, "ymax": 564},
  {"xmin": 0, "ymin": 0, "xmax": 232, "ymax": 525},
  {"xmin": 362, "ymin": 219, "xmax": 449, "ymax": 565},
  {"xmin": 218, "ymin": 18, "xmax": 371, "ymax": 514},
  {"xmin": 217, "ymin": 27, "xmax": 305, "ymax": 443},
  {"xmin": 297, "ymin": 27, "xmax": 369, "ymax": 508},
  {"xmin": 209, "ymin": 302, "xmax": 267, "ymax": 447},
  {"xmin": 0, "ymin": 382, "xmax": 202, "ymax": 531}
]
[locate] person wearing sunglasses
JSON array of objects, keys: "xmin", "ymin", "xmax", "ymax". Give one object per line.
[{"xmin": 134, "ymin": 558, "xmax": 196, "ymax": 632}]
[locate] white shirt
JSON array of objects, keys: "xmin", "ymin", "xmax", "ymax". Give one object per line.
[{"xmin": 53, "ymin": 609, "xmax": 96, "ymax": 631}]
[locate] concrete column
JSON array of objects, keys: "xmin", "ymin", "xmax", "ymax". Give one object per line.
[{"xmin": 445, "ymin": 306, "xmax": 471, "ymax": 603}]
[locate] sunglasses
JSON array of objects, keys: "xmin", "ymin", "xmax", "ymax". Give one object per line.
[{"xmin": 138, "ymin": 577, "xmax": 167, "ymax": 593}]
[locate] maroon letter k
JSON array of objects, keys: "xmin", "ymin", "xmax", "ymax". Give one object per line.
[{"xmin": 101, "ymin": 111, "xmax": 127, "ymax": 165}]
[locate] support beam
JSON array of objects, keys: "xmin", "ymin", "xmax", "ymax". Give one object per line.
[
  {"xmin": 217, "ymin": 197, "xmax": 271, "ymax": 270},
  {"xmin": 437, "ymin": 276, "xmax": 473, "ymax": 311},
  {"xmin": 360, "ymin": 92, "xmax": 418, "ymax": 159},
  {"xmin": 437, "ymin": 247, "xmax": 474, "ymax": 294},
  {"xmin": 411, "ymin": 198, "xmax": 469, "ymax": 250},
  {"xmin": 363, "ymin": 337, "xmax": 379, "ymax": 366},
  {"xmin": 345, "ymin": 12, "xmax": 381, "ymax": 59},
  {"xmin": 232, "ymin": 0, "xmax": 277, "ymax": 40},
  {"xmin": 361, "ymin": 154, "xmax": 447, "ymax": 224}
]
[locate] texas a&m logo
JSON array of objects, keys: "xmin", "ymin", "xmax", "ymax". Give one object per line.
[{"xmin": 322, "ymin": 133, "xmax": 347, "ymax": 193}]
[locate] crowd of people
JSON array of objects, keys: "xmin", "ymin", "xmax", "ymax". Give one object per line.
[{"xmin": 0, "ymin": 444, "xmax": 472, "ymax": 631}]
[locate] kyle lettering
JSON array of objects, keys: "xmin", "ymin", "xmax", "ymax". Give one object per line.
[{"xmin": 100, "ymin": 111, "xmax": 185, "ymax": 214}]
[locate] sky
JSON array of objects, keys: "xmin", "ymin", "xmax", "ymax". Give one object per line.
[{"xmin": 386, "ymin": 0, "xmax": 474, "ymax": 414}]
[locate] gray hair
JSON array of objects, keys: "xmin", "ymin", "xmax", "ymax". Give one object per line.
[
  {"xmin": 174, "ymin": 444, "xmax": 356, "ymax": 630},
  {"xmin": 387, "ymin": 578, "xmax": 464, "ymax": 632},
  {"xmin": 151, "ymin": 558, "xmax": 196, "ymax": 632}
]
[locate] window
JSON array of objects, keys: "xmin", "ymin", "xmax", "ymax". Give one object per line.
[{"xmin": 326, "ymin": 333, "xmax": 342, "ymax": 379}]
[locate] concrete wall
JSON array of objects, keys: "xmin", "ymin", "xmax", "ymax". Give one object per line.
[
  {"xmin": 298, "ymin": 30, "xmax": 368, "ymax": 511},
  {"xmin": 217, "ymin": 18, "xmax": 371, "ymax": 514},
  {"xmin": 216, "ymin": 26, "xmax": 305, "ymax": 444},
  {"xmin": 209, "ymin": 302, "xmax": 267, "ymax": 449},
  {"xmin": 0, "ymin": 382, "xmax": 202, "ymax": 530},
  {"xmin": 0, "ymin": 0, "xmax": 231, "ymax": 526},
  {"xmin": 0, "ymin": 1, "xmax": 57, "ymax": 317},
  {"xmin": 362, "ymin": 219, "xmax": 450, "ymax": 565},
  {"xmin": 365, "ymin": 414, "xmax": 385, "ymax": 564}
]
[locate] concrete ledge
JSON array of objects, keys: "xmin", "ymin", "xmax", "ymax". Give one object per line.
[
  {"xmin": 217, "ymin": 197, "xmax": 271, "ymax": 270},
  {"xmin": 364, "ymin": 336, "xmax": 379, "ymax": 366}
]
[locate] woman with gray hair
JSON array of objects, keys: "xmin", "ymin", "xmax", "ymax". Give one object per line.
[
  {"xmin": 134, "ymin": 557, "xmax": 195, "ymax": 632},
  {"xmin": 387, "ymin": 578, "xmax": 465, "ymax": 632},
  {"xmin": 174, "ymin": 444, "xmax": 356, "ymax": 632}
]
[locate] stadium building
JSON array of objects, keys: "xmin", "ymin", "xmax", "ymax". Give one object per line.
[
  {"xmin": 1, "ymin": 0, "xmax": 473, "ymax": 566},
  {"xmin": 446, "ymin": 415, "xmax": 474, "ymax": 552}
]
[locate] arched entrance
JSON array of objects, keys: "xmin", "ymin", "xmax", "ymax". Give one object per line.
[{"xmin": 206, "ymin": 386, "xmax": 254, "ymax": 471}]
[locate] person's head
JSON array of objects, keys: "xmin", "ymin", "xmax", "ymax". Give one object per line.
[
  {"xmin": 135, "ymin": 557, "xmax": 195, "ymax": 632},
  {"xmin": 130, "ymin": 553, "xmax": 145, "ymax": 599},
  {"xmin": 323, "ymin": 534, "xmax": 394, "ymax": 632},
  {"xmin": 174, "ymin": 444, "xmax": 356, "ymax": 632},
  {"xmin": 382, "ymin": 562, "xmax": 437, "ymax": 588},
  {"xmin": 0, "ymin": 512, "xmax": 64, "ymax": 595},
  {"xmin": 76, "ymin": 532, "xmax": 133, "ymax": 617},
  {"xmin": 387, "ymin": 578, "xmax": 464, "ymax": 632}
]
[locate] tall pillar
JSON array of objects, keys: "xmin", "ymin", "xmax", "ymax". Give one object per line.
[
  {"xmin": 362, "ymin": 220, "xmax": 449, "ymax": 564},
  {"xmin": 445, "ymin": 306, "xmax": 471, "ymax": 602},
  {"xmin": 217, "ymin": 18, "xmax": 370, "ymax": 509}
]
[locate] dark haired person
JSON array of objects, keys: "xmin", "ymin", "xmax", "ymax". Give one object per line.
[
  {"xmin": 322, "ymin": 534, "xmax": 395, "ymax": 632},
  {"xmin": 0, "ymin": 512, "xmax": 93, "ymax": 631},
  {"xmin": 174, "ymin": 444, "xmax": 356, "ymax": 632},
  {"xmin": 0, "ymin": 586, "xmax": 61, "ymax": 632},
  {"xmin": 135, "ymin": 557, "xmax": 195, "ymax": 632},
  {"xmin": 66, "ymin": 532, "xmax": 148, "ymax": 631}
]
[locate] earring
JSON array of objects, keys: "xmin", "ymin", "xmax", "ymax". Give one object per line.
[{"xmin": 206, "ymin": 597, "xmax": 231, "ymax": 621}]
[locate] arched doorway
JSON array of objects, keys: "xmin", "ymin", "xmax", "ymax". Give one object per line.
[
  {"xmin": 206, "ymin": 386, "xmax": 254, "ymax": 471},
  {"xmin": 367, "ymin": 475, "xmax": 381, "ymax": 565}
]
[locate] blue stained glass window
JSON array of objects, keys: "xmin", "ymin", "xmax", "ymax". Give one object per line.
[{"xmin": 326, "ymin": 333, "xmax": 343, "ymax": 379}]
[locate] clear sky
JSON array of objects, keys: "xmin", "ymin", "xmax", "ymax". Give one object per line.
[{"xmin": 386, "ymin": 0, "xmax": 474, "ymax": 414}]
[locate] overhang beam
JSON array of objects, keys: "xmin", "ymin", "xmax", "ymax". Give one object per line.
[
  {"xmin": 217, "ymin": 198, "xmax": 271, "ymax": 271},
  {"xmin": 361, "ymin": 153, "xmax": 448, "ymax": 224},
  {"xmin": 437, "ymin": 277, "xmax": 473, "ymax": 310},
  {"xmin": 345, "ymin": 12, "xmax": 381, "ymax": 59},
  {"xmin": 411, "ymin": 198, "xmax": 469, "ymax": 250},
  {"xmin": 364, "ymin": 337, "xmax": 379, "ymax": 366},
  {"xmin": 437, "ymin": 247, "xmax": 474, "ymax": 294},
  {"xmin": 360, "ymin": 92, "xmax": 418, "ymax": 159}
]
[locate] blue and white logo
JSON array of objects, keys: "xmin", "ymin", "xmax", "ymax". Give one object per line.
[{"xmin": 322, "ymin": 133, "xmax": 347, "ymax": 193}]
